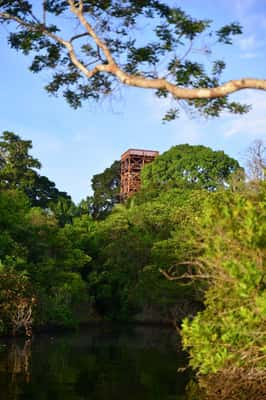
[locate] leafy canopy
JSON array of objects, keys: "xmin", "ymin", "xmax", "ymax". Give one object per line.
[
  {"xmin": 0, "ymin": 131, "xmax": 72, "ymax": 209},
  {"xmin": 141, "ymin": 144, "xmax": 241, "ymax": 191},
  {"xmin": 88, "ymin": 160, "xmax": 121, "ymax": 219},
  {"xmin": 0, "ymin": 0, "xmax": 256, "ymax": 119},
  {"xmin": 182, "ymin": 184, "xmax": 266, "ymax": 375}
]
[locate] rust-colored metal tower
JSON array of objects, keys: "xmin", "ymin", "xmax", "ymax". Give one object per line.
[{"xmin": 120, "ymin": 148, "xmax": 159, "ymax": 200}]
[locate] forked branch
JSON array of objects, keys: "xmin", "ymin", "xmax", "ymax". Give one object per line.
[{"xmin": 1, "ymin": 3, "xmax": 266, "ymax": 100}]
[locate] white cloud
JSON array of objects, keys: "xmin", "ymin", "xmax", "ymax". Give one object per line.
[
  {"xmin": 237, "ymin": 34, "xmax": 265, "ymax": 59},
  {"xmin": 145, "ymin": 88, "xmax": 266, "ymax": 146},
  {"xmin": 222, "ymin": 0, "xmax": 266, "ymax": 79},
  {"xmin": 238, "ymin": 35, "xmax": 257, "ymax": 51},
  {"xmin": 231, "ymin": 0, "xmax": 266, "ymax": 34},
  {"xmin": 240, "ymin": 52, "xmax": 259, "ymax": 59},
  {"xmin": 223, "ymin": 91, "xmax": 266, "ymax": 139},
  {"xmin": 144, "ymin": 92, "xmax": 205, "ymax": 144},
  {"xmin": 238, "ymin": 34, "xmax": 266, "ymax": 52}
]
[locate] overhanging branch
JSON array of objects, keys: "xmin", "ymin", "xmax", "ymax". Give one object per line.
[{"xmin": 1, "ymin": 5, "xmax": 266, "ymax": 100}]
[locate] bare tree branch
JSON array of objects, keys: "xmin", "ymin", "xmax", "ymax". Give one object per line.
[
  {"xmin": 159, "ymin": 269, "xmax": 212, "ymax": 281},
  {"xmin": 42, "ymin": 1, "xmax": 46, "ymax": 26},
  {"xmin": 70, "ymin": 32, "xmax": 90, "ymax": 43},
  {"xmin": 159, "ymin": 267, "xmax": 234, "ymax": 283}
]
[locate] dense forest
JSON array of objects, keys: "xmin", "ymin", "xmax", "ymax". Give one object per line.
[{"xmin": 0, "ymin": 131, "xmax": 265, "ymax": 399}]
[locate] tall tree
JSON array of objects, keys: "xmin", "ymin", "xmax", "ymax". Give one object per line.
[
  {"xmin": 141, "ymin": 144, "xmax": 241, "ymax": 192},
  {"xmin": 245, "ymin": 139, "xmax": 266, "ymax": 182},
  {"xmin": 0, "ymin": 131, "xmax": 41, "ymax": 190},
  {"xmin": 86, "ymin": 160, "xmax": 121, "ymax": 219},
  {"xmin": 0, "ymin": 1, "xmax": 265, "ymax": 120},
  {"xmin": 0, "ymin": 131, "xmax": 72, "ymax": 209}
]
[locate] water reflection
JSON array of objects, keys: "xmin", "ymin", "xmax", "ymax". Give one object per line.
[
  {"xmin": 0, "ymin": 325, "xmax": 191, "ymax": 400},
  {"xmin": 0, "ymin": 339, "xmax": 32, "ymax": 400},
  {"xmin": 10, "ymin": 340, "xmax": 31, "ymax": 383}
]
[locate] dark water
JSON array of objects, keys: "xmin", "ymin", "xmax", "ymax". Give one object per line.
[{"xmin": 0, "ymin": 325, "xmax": 192, "ymax": 400}]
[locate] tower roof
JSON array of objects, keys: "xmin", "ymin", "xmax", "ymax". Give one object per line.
[{"xmin": 121, "ymin": 148, "xmax": 159, "ymax": 160}]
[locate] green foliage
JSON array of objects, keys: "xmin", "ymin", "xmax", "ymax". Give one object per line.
[
  {"xmin": 0, "ymin": 131, "xmax": 72, "ymax": 211},
  {"xmin": 0, "ymin": 1, "xmax": 248, "ymax": 119},
  {"xmin": 0, "ymin": 131, "xmax": 40, "ymax": 190},
  {"xmin": 1, "ymin": 128, "xmax": 264, "ymax": 389},
  {"xmin": 0, "ymin": 189, "xmax": 29, "ymax": 265},
  {"xmin": 86, "ymin": 188, "xmax": 206, "ymax": 320},
  {"xmin": 86, "ymin": 160, "xmax": 121, "ymax": 219},
  {"xmin": 0, "ymin": 188, "xmax": 92, "ymax": 332},
  {"xmin": 0, "ymin": 131, "xmax": 96, "ymax": 333},
  {"xmin": 22, "ymin": 207, "xmax": 91, "ymax": 326},
  {"xmin": 181, "ymin": 183, "xmax": 266, "ymax": 374},
  {"xmin": 49, "ymin": 195, "xmax": 77, "ymax": 226},
  {"xmin": 141, "ymin": 144, "xmax": 241, "ymax": 192}
]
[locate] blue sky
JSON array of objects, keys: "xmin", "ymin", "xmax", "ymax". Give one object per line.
[{"xmin": 0, "ymin": 0, "xmax": 265, "ymax": 203}]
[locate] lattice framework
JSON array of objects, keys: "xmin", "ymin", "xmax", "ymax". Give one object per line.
[{"xmin": 120, "ymin": 149, "xmax": 159, "ymax": 199}]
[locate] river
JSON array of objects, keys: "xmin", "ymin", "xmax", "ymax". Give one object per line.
[{"xmin": 0, "ymin": 325, "xmax": 192, "ymax": 400}]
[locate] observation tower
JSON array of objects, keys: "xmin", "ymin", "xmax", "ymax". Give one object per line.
[{"xmin": 120, "ymin": 148, "xmax": 159, "ymax": 200}]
